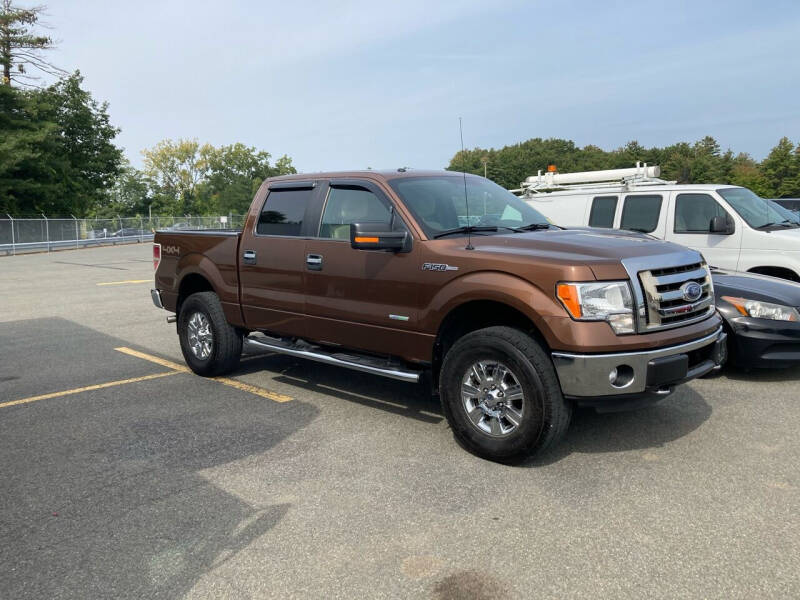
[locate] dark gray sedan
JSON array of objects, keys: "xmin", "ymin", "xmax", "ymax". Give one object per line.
[{"xmin": 713, "ymin": 269, "xmax": 800, "ymax": 368}]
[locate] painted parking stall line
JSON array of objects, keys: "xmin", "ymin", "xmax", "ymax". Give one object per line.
[
  {"xmin": 0, "ymin": 371, "xmax": 179, "ymax": 409},
  {"xmin": 114, "ymin": 347, "xmax": 293, "ymax": 403},
  {"xmin": 96, "ymin": 279, "xmax": 153, "ymax": 286}
]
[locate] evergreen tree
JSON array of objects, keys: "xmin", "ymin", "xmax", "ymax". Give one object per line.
[{"xmin": 0, "ymin": 1, "xmax": 65, "ymax": 87}]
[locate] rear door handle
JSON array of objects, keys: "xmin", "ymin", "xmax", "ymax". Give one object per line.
[
  {"xmin": 306, "ymin": 253, "xmax": 323, "ymax": 271},
  {"xmin": 243, "ymin": 250, "xmax": 257, "ymax": 265}
]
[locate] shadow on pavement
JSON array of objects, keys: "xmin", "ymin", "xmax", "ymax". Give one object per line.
[
  {"xmin": 236, "ymin": 351, "xmax": 714, "ymax": 468},
  {"xmin": 0, "ymin": 318, "xmax": 318, "ymax": 599},
  {"xmin": 238, "ymin": 351, "xmax": 444, "ymax": 424},
  {"xmin": 526, "ymin": 386, "xmax": 712, "ymax": 467},
  {"xmin": 722, "ymin": 363, "xmax": 800, "ymax": 382}
]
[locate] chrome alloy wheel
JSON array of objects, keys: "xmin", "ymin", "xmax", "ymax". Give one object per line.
[
  {"xmin": 187, "ymin": 312, "xmax": 213, "ymax": 360},
  {"xmin": 461, "ymin": 360, "xmax": 525, "ymax": 437}
]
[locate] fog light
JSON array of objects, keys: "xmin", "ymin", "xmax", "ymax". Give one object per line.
[{"xmin": 609, "ymin": 364, "xmax": 634, "ymax": 388}]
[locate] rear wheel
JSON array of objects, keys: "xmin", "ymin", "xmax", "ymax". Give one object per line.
[
  {"xmin": 439, "ymin": 326, "xmax": 571, "ymax": 462},
  {"xmin": 178, "ymin": 291, "xmax": 242, "ymax": 376}
]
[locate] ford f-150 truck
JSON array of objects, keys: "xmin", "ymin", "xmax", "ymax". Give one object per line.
[{"xmin": 151, "ymin": 170, "xmax": 726, "ymax": 461}]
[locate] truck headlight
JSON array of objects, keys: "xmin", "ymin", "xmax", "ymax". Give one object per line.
[
  {"xmin": 557, "ymin": 281, "xmax": 635, "ymax": 334},
  {"xmin": 721, "ymin": 296, "xmax": 800, "ymax": 322}
]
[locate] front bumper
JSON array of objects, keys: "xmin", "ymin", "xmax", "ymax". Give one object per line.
[
  {"xmin": 552, "ymin": 327, "xmax": 726, "ymax": 411},
  {"xmin": 727, "ymin": 316, "xmax": 800, "ymax": 368}
]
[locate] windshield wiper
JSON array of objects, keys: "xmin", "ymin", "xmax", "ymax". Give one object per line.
[
  {"xmin": 432, "ymin": 225, "xmax": 498, "ymax": 239},
  {"xmin": 755, "ymin": 220, "xmax": 795, "ymax": 229},
  {"xmin": 516, "ymin": 223, "xmax": 553, "ymax": 231},
  {"xmin": 623, "ymin": 227, "xmax": 651, "ymax": 233}
]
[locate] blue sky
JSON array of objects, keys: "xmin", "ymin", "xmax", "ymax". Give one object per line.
[{"xmin": 45, "ymin": 0, "xmax": 800, "ymax": 173}]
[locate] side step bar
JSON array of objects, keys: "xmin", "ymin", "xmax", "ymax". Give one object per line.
[{"xmin": 243, "ymin": 335, "xmax": 422, "ymax": 383}]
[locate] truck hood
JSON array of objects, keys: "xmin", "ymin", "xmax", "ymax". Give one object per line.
[{"xmin": 470, "ymin": 228, "xmax": 700, "ymax": 278}]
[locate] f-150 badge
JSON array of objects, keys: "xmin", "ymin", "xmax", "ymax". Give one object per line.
[{"xmin": 422, "ymin": 263, "xmax": 458, "ymax": 271}]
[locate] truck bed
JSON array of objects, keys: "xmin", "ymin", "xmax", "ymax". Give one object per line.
[{"xmin": 153, "ymin": 229, "xmax": 243, "ymax": 324}]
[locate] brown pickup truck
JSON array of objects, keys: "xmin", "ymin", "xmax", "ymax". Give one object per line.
[{"xmin": 152, "ymin": 170, "xmax": 726, "ymax": 460}]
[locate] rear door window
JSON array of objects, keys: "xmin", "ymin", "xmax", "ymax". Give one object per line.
[
  {"xmin": 588, "ymin": 196, "xmax": 618, "ymax": 228},
  {"xmin": 674, "ymin": 193, "xmax": 727, "ymax": 233},
  {"xmin": 256, "ymin": 187, "xmax": 314, "ymax": 236},
  {"xmin": 620, "ymin": 195, "xmax": 662, "ymax": 233}
]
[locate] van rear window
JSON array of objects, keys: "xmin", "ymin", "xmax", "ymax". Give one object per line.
[
  {"xmin": 589, "ymin": 196, "xmax": 617, "ymax": 228},
  {"xmin": 620, "ymin": 195, "xmax": 662, "ymax": 233}
]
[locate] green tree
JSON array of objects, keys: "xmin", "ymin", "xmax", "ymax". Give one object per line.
[
  {"xmin": 0, "ymin": 82, "xmax": 55, "ymax": 213},
  {"xmin": 142, "ymin": 138, "xmax": 213, "ymax": 215},
  {"xmin": 36, "ymin": 72, "xmax": 123, "ymax": 215},
  {"xmin": 203, "ymin": 142, "xmax": 295, "ymax": 214},
  {"xmin": 728, "ymin": 152, "xmax": 772, "ymax": 197},
  {"xmin": 760, "ymin": 137, "xmax": 799, "ymax": 198},
  {"xmin": 0, "ymin": 1, "xmax": 65, "ymax": 87},
  {"xmin": 142, "ymin": 139, "xmax": 296, "ymax": 215},
  {"xmin": 0, "ymin": 72, "xmax": 121, "ymax": 215},
  {"xmin": 92, "ymin": 161, "xmax": 151, "ymax": 218},
  {"xmin": 446, "ymin": 135, "xmax": 787, "ymax": 192}
]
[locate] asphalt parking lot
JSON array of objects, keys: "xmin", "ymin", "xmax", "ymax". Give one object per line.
[{"xmin": 1, "ymin": 244, "xmax": 799, "ymax": 599}]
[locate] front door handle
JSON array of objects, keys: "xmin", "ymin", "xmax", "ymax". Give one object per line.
[
  {"xmin": 306, "ymin": 253, "xmax": 323, "ymax": 271},
  {"xmin": 243, "ymin": 250, "xmax": 257, "ymax": 265}
]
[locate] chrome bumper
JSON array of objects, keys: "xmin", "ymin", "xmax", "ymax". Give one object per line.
[
  {"xmin": 150, "ymin": 288, "xmax": 164, "ymax": 309},
  {"xmin": 552, "ymin": 327, "xmax": 725, "ymax": 398}
]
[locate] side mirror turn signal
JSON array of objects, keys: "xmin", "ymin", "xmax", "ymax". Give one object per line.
[{"xmin": 350, "ymin": 222, "xmax": 409, "ymax": 252}]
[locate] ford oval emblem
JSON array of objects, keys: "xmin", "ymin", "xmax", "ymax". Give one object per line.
[{"xmin": 681, "ymin": 281, "xmax": 703, "ymax": 302}]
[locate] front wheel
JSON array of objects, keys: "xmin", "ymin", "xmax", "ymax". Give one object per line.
[
  {"xmin": 439, "ymin": 326, "xmax": 571, "ymax": 462},
  {"xmin": 178, "ymin": 291, "xmax": 242, "ymax": 376}
]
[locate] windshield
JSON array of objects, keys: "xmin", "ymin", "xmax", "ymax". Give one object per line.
[
  {"xmin": 388, "ymin": 175, "xmax": 551, "ymax": 238},
  {"xmin": 718, "ymin": 187, "xmax": 797, "ymax": 229},
  {"xmin": 768, "ymin": 200, "xmax": 800, "ymax": 224}
]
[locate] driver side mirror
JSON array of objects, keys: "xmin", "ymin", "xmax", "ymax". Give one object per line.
[
  {"xmin": 710, "ymin": 215, "xmax": 734, "ymax": 235},
  {"xmin": 350, "ymin": 222, "xmax": 410, "ymax": 252}
]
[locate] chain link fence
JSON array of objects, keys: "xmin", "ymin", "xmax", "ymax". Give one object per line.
[{"xmin": 0, "ymin": 215, "xmax": 247, "ymax": 255}]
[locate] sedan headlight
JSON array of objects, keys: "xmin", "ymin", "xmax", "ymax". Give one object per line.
[
  {"xmin": 721, "ymin": 296, "xmax": 800, "ymax": 321},
  {"xmin": 557, "ymin": 281, "xmax": 635, "ymax": 334}
]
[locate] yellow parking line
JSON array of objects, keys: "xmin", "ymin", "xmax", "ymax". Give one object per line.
[
  {"xmin": 115, "ymin": 346, "xmax": 190, "ymax": 372},
  {"xmin": 96, "ymin": 280, "xmax": 152, "ymax": 286},
  {"xmin": 211, "ymin": 377, "xmax": 292, "ymax": 402},
  {"xmin": 114, "ymin": 346, "xmax": 293, "ymax": 403},
  {"xmin": 0, "ymin": 371, "xmax": 179, "ymax": 409}
]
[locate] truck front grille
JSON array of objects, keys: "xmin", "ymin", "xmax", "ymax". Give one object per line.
[{"xmin": 638, "ymin": 262, "xmax": 714, "ymax": 330}]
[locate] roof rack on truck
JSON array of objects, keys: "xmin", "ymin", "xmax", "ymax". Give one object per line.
[{"xmin": 512, "ymin": 162, "xmax": 675, "ymax": 196}]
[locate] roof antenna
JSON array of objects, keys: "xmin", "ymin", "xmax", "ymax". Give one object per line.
[{"xmin": 459, "ymin": 117, "xmax": 473, "ymax": 250}]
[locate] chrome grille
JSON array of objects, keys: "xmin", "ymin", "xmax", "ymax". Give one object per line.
[{"xmin": 638, "ymin": 262, "xmax": 714, "ymax": 330}]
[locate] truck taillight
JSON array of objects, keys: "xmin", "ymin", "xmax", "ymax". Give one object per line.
[{"xmin": 153, "ymin": 243, "xmax": 161, "ymax": 271}]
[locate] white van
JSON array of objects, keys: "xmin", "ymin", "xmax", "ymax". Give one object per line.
[{"xmin": 518, "ymin": 165, "xmax": 800, "ymax": 281}]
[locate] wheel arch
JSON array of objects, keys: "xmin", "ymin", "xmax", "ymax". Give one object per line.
[
  {"xmin": 177, "ymin": 272, "xmax": 215, "ymax": 315},
  {"xmin": 431, "ymin": 298, "xmax": 552, "ymax": 391}
]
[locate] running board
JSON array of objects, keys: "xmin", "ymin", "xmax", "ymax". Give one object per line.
[{"xmin": 243, "ymin": 335, "xmax": 422, "ymax": 383}]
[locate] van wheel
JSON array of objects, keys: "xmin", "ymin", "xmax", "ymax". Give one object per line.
[
  {"xmin": 439, "ymin": 326, "xmax": 571, "ymax": 462},
  {"xmin": 178, "ymin": 291, "xmax": 242, "ymax": 376}
]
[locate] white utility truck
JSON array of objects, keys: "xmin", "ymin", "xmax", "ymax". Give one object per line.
[{"xmin": 516, "ymin": 164, "xmax": 800, "ymax": 282}]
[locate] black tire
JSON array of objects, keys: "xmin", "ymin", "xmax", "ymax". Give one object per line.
[
  {"xmin": 439, "ymin": 326, "xmax": 571, "ymax": 462},
  {"xmin": 178, "ymin": 291, "xmax": 242, "ymax": 376}
]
